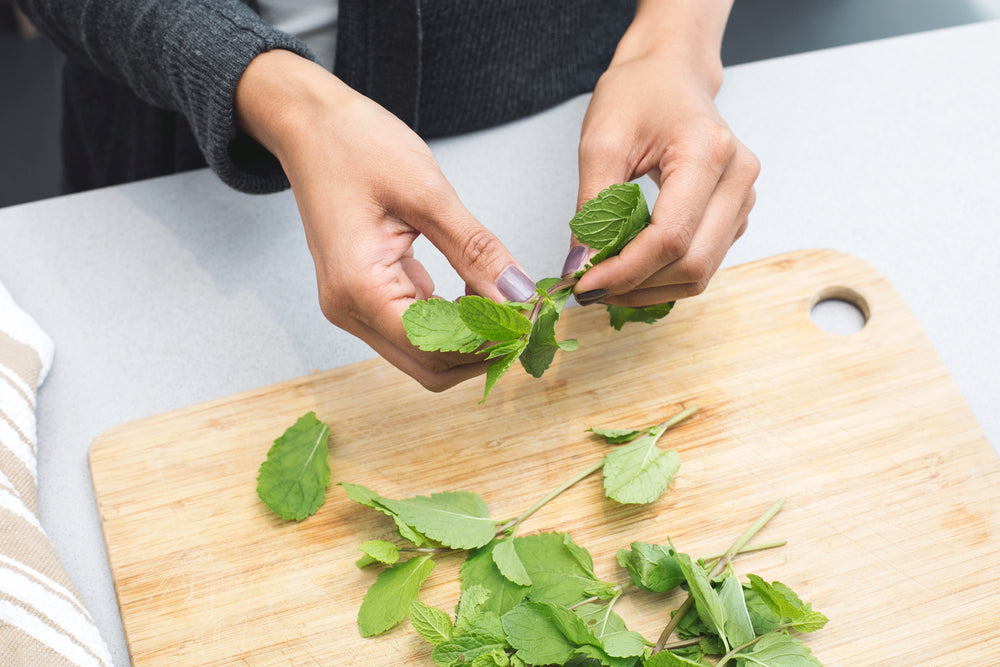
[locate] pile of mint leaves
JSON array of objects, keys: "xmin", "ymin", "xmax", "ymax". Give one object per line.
[
  {"xmin": 255, "ymin": 409, "xmax": 828, "ymax": 666},
  {"xmin": 402, "ymin": 183, "xmax": 674, "ymax": 402}
]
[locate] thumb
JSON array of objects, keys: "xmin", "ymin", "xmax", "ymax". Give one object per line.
[{"xmin": 406, "ymin": 182, "xmax": 536, "ymax": 304}]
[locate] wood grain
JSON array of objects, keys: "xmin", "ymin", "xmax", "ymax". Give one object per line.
[{"xmin": 89, "ymin": 249, "xmax": 1000, "ymax": 666}]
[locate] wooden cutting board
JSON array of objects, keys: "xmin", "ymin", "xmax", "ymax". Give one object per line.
[{"xmin": 89, "ymin": 249, "xmax": 1000, "ymax": 666}]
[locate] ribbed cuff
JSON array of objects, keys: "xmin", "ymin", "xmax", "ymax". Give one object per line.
[{"xmin": 163, "ymin": 2, "xmax": 318, "ymax": 194}]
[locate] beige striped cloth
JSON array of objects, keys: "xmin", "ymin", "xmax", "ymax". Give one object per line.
[{"xmin": 1, "ymin": 282, "xmax": 113, "ymax": 666}]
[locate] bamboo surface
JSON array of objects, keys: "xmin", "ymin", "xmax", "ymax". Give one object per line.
[{"xmin": 89, "ymin": 249, "xmax": 1000, "ymax": 666}]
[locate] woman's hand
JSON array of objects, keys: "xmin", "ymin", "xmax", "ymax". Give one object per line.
[
  {"xmin": 235, "ymin": 50, "xmax": 536, "ymax": 390},
  {"xmin": 567, "ymin": 0, "xmax": 759, "ymax": 307}
]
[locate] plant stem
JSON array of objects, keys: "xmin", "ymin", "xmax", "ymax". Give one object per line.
[
  {"xmin": 528, "ymin": 276, "xmax": 578, "ymax": 324},
  {"xmin": 702, "ymin": 540, "xmax": 787, "ymax": 569},
  {"xmin": 567, "ymin": 584, "xmax": 627, "ymax": 611},
  {"xmin": 496, "ymin": 405, "xmax": 698, "ymax": 535},
  {"xmin": 651, "ymin": 499, "xmax": 786, "ymax": 654},
  {"xmin": 496, "ymin": 457, "xmax": 605, "ymax": 534},
  {"xmin": 661, "ymin": 637, "xmax": 704, "ymax": 651},
  {"xmin": 715, "ymin": 632, "xmax": 768, "ymax": 665}
]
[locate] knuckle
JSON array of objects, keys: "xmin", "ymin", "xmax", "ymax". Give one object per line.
[
  {"xmin": 456, "ymin": 226, "xmax": 505, "ymax": 273},
  {"xmin": 675, "ymin": 252, "xmax": 715, "ymax": 286},
  {"xmin": 657, "ymin": 224, "xmax": 695, "ymax": 264}
]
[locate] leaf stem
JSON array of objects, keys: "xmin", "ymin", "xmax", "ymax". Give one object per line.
[
  {"xmin": 567, "ymin": 583, "xmax": 627, "ymax": 611},
  {"xmin": 497, "ymin": 457, "xmax": 605, "ymax": 535},
  {"xmin": 497, "ymin": 405, "xmax": 698, "ymax": 535},
  {"xmin": 651, "ymin": 499, "xmax": 786, "ymax": 654},
  {"xmin": 702, "ymin": 540, "xmax": 787, "ymax": 568}
]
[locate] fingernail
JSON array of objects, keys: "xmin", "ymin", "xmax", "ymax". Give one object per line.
[
  {"xmin": 576, "ymin": 289, "xmax": 607, "ymax": 306},
  {"xmin": 496, "ymin": 265, "xmax": 536, "ymax": 302},
  {"xmin": 561, "ymin": 245, "xmax": 589, "ymax": 277}
]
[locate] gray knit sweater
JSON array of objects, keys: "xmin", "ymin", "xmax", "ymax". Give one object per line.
[{"xmin": 17, "ymin": 0, "xmax": 634, "ymax": 195}]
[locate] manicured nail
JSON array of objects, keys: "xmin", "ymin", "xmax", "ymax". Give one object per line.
[
  {"xmin": 496, "ymin": 265, "xmax": 536, "ymax": 302},
  {"xmin": 561, "ymin": 245, "xmax": 589, "ymax": 277},
  {"xmin": 576, "ymin": 289, "xmax": 608, "ymax": 306}
]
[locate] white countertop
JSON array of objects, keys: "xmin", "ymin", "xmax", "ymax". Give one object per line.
[{"xmin": 1, "ymin": 20, "xmax": 997, "ymax": 666}]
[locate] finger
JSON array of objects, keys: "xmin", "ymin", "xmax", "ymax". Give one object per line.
[
  {"xmin": 574, "ymin": 145, "xmax": 727, "ymax": 296},
  {"xmin": 400, "ymin": 256, "xmax": 435, "ymax": 300},
  {"xmin": 340, "ymin": 312, "xmax": 489, "ymax": 392},
  {"xmin": 596, "ymin": 186, "xmax": 756, "ymax": 307},
  {"xmin": 391, "ymin": 170, "xmax": 536, "ymax": 304}
]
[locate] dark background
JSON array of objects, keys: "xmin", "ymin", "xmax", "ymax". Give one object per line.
[{"xmin": 2, "ymin": 0, "xmax": 999, "ymax": 208}]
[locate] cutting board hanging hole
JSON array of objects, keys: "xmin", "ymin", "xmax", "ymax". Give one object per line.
[{"xmin": 809, "ymin": 286, "xmax": 869, "ymax": 335}]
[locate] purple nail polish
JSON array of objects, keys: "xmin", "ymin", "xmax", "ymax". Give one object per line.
[
  {"xmin": 496, "ymin": 266, "xmax": 536, "ymax": 302},
  {"xmin": 561, "ymin": 245, "xmax": 589, "ymax": 277}
]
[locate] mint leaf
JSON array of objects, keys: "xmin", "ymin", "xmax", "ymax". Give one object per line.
[
  {"xmin": 607, "ymin": 301, "xmax": 675, "ymax": 331},
  {"xmin": 403, "ymin": 298, "xmax": 487, "ymax": 353},
  {"xmin": 643, "ymin": 649, "xmax": 713, "ymax": 666},
  {"xmin": 588, "ymin": 426, "xmax": 655, "ymax": 444},
  {"xmin": 458, "ymin": 295, "xmax": 532, "ymax": 341},
  {"xmin": 482, "ymin": 339, "xmax": 527, "ymax": 403},
  {"xmin": 410, "ymin": 600, "xmax": 453, "ymax": 646},
  {"xmin": 616, "ymin": 542, "xmax": 685, "ymax": 592},
  {"xmin": 569, "ymin": 182, "xmax": 650, "ymax": 265},
  {"xmin": 357, "ymin": 540, "xmax": 400, "ymax": 566},
  {"xmin": 455, "ymin": 584, "xmax": 493, "ymax": 632},
  {"xmin": 513, "ymin": 533, "xmax": 615, "ymax": 607},
  {"xmin": 379, "ymin": 491, "xmax": 496, "ymax": 550},
  {"xmin": 460, "ymin": 540, "xmax": 530, "ymax": 616},
  {"xmin": 735, "ymin": 632, "xmax": 822, "ymax": 666},
  {"xmin": 675, "ymin": 551, "xmax": 728, "ymax": 650},
  {"xmin": 433, "ymin": 637, "xmax": 509, "ymax": 667},
  {"xmin": 501, "ymin": 602, "xmax": 577, "ymax": 666},
  {"xmin": 746, "ymin": 575, "xmax": 829, "ymax": 633},
  {"xmin": 358, "ymin": 556, "xmax": 435, "ymax": 637},
  {"xmin": 492, "ymin": 538, "xmax": 532, "ymax": 586},
  {"xmin": 256, "ymin": 412, "xmax": 331, "ymax": 521},
  {"xmin": 602, "ymin": 426, "xmax": 681, "ymax": 504},
  {"xmin": 520, "ymin": 295, "xmax": 574, "ymax": 378},
  {"xmin": 718, "ymin": 571, "xmax": 755, "ymax": 648},
  {"xmin": 574, "ymin": 603, "xmax": 647, "ymax": 658},
  {"xmin": 339, "ymin": 482, "xmax": 429, "ymax": 547}
]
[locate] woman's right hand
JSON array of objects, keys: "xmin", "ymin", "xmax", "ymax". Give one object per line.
[{"xmin": 235, "ymin": 50, "xmax": 536, "ymax": 390}]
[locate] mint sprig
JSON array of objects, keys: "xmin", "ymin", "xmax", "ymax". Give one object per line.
[
  {"xmin": 255, "ymin": 411, "xmax": 331, "ymax": 521},
  {"xmin": 402, "ymin": 182, "xmax": 675, "ymax": 402}
]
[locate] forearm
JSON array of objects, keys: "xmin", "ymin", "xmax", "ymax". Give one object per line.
[{"xmin": 613, "ymin": 0, "xmax": 734, "ymax": 94}]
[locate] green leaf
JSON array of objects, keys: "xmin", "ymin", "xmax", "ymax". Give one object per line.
[
  {"xmin": 574, "ymin": 603, "xmax": 647, "ymax": 659},
  {"xmin": 469, "ymin": 648, "xmax": 513, "ymax": 667},
  {"xmin": 403, "ymin": 298, "xmax": 487, "ymax": 353},
  {"xmin": 339, "ymin": 482, "xmax": 429, "ymax": 547},
  {"xmin": 357, "ymin": 556, "xmax": 435, "ymax": 637},
  {"xmin": 512, "ymin": 533, "xmax": 615, "ymax": 607},
  {"xmin": 675, "ymin": 552, "xmax": 728, "ymax": 651},
  {"xmin": 455, "ymin": 585, "xmax": 493, "ymax": 633},
  {"xmin": 519, "ymin": 298, "xmax": 565, "ymax": 378},
  {"xmin": 718, "ymin": 571, "xmax": 755, "ymax": 648},
  {"xmin": 606, "ymin": 302, "xmax": 674, "ymax": 331},
  {"xmin": 734, "ymin": 632, "xmax": 822, "ymax": 666},
  {"xmin": 602, "ymin": 426, "xmax": 681, "ymax": 504},
  {"xmin": 379, "ymin": 491, "xmax": 496, "ymax": 550},
  {"xmin": 410, "ymin": 600, "xmax": 453, "ymax": 646},
  {"xmin": 587, "ymin": 426, "xmax": 654, "ymax": 444},
  {"xmin": 460, "ymin": 540, "xmax": 530, "ymax": 616},
  {"xmin": 616, "ymin": 542, "xmax": 685, "ymax": 592},
  {"xmin": 568, "ymin": 183, "xmax": 650, "ymax": 265},
  {"xmin": 357, "ymin": 540, "xmax": 400, "ymax": 566},
  {"xmin": 743, "ymin": 587, "xmax": 781, "ymax": 635},
  {"xmin": 256, "ymin": 412, "xmax": 331, "ymax": 521},
  {"xmin": 570, "ymin": 643, "xmax": 643, "ymax": 667},
  {"xmin": 746, "ymin": 575, "xmax": 829, "ymax": 634},
  {"xmin": 643, "ymin": 649, "xmax": 712, "ymax": 666},
  {"xmin": 432, "ymin": 635, "xmax": 509, "ymax": 667},
  {"xmin": 492, "ymin": 538, "xmax": 533, "ymax": 586},
  {"xmin": 502, "ymin": 602, "xmax": 577, "ymax": 666},
  {"xmin": 482, "ymin": 339, "xmax": 527, "ymax": 403},
  {"xmin": 458, "ymin": 295, "xmax": 532, "ymax": 341}
]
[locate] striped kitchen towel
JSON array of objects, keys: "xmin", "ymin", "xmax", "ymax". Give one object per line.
[{"xmin": 1, "ymin": 282, "xmax": 113, "ymax": 666}]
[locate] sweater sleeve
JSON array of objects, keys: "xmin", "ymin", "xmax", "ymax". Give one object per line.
[{"xmin": 16, "ymin": 0, "xmax": 316, "ymax": 193}]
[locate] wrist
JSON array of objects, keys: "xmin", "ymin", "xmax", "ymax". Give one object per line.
[
  {"xmin": 234, "ymin": 49, "xmax": 351, "ymax": 167},
  {"xmin": 612, "ymin": 0, "xmax": 732, "ymax": 94}
]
